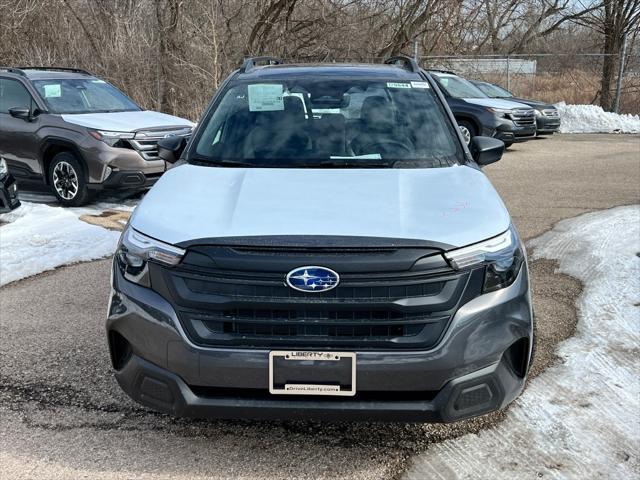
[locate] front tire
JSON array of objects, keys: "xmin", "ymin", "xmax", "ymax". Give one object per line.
[
  {"xmin": 457, "ymin": 120, "xmax": 477, "ymax": 146},
  {"xmin": 49, "ymin": 152, "xmax": 92, "ymax": 207}
]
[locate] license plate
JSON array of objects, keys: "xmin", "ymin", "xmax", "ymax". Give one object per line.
[{"xmin": 269, "ymin": 351, "xmax": 356, "ymax": 396}]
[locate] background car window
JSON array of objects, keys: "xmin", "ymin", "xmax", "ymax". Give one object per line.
[
  {"xmin": 0, "ymin": 79, "xmax": 33, "ymax": 114},
  {"xmin": 476, "ymin": 82, "xmax": 512, "ymax": 98},
  {"xmin": 32, "ymin": 79, "xmax": 140, "ymax": 114},
  {"xmin": 435, "ymin": 76, "xmax": 487, "ymax": 99}
]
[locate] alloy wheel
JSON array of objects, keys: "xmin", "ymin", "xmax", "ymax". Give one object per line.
[
  {"xmin": 52, "ymin": 161, "xmax": 79, "ymax": 200},
  {"xmin": 459, "ymin": 125, "xmax": 471, "ymax": 145}
]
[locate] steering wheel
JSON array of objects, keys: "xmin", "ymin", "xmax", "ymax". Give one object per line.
[{"xmin": 356, "ymin": 139, "xmax": 413, "ymax": 156}]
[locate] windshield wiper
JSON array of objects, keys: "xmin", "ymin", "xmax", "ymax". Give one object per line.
[
  {"xmin": 189, "ymin": 155, "xmax": 258, "ymax": 168},
  {"xmin": 298, "ymin": 159, "xmax": 399, "ymax": 168}
]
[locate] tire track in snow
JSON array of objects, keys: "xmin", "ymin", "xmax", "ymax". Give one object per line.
[{"xmin": 403, "ymin": 205, "xmax": 640, "ymax": 480}]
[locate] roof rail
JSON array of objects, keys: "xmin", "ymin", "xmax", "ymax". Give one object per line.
[
  {"xmin": 426, "ymin": 68, "xmax": 456, "ymax": 75},
  {"xmin": 0, "ymin": 67, "xmax": 27, "ymax": 76},
  {"xmin": 239, "ymin": 56, "xmax": 283, "ymax": 73},
  {"xmin": 384, "ymin": 55, "xmax": 420, "ymax": 73},
  {"xmin": 15, "ymin": 66, "xmax": 92, "ymax": 75}
]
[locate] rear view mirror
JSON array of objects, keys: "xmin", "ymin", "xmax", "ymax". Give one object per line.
[
  {"xmin": 157, "ymin": 136, "xmax": 186, "ymax": 164},
  {"xmin": 469, "ymin": 136, "xmax": 504, "ymax": 166},
  {"xmin": 9, "ymin": 107, "xmax": 31, "ymax": 121}
]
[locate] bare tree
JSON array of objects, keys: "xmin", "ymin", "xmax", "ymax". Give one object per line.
[
  {"xmin": 155, "ymin": 0, "xmax": 182, "ymax": 113},
  {"xmin": 572, "ymin": 0, "xmax": 640, "ymax": 110},
  {"xmin": 1, "ymin": 0, "xmax": 636, "ymax": 117}
]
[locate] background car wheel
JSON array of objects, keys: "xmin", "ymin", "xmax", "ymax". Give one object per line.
[
  {"xmin": 457, "ymin": 120, "xmax": 476, "ymax": 146},
  {"xmin": 504, "ymin": 141, "xmax": 514, "ymax": 149},
  {"xmin": 49, "ymin": 152, "xmax": 93, "ymax": 207}
]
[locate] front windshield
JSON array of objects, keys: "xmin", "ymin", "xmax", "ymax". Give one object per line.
[
  {"xmin": 192, "ymin": 78, "xmax": 463, "ymax": 168},
  {"xmin": 475, "ymin": 82, "xmax": 512, "ymax": 98},
  {"xmin": 32, "ymin": 78, "xmax": 140, "ymax": 114},
  {"xmin": 434, "ymin": 75, "xmax": 487, "ymax": 99}
]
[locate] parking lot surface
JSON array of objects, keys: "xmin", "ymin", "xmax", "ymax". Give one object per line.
[{"xmin": 1, "ymin": 134, "xmax": 639, "ymax": 479}]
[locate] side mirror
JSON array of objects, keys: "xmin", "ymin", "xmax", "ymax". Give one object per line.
[
  {"xmin": 157, "ymin": 136, "xmax": 186, "ymax": 164},
  {"xmin": 469, "ymin": 136, "xmax": 504, "ymax": 166},
  {"xmin": 9, "ymin": 107, "xmax": 31, "ymax": 121}
]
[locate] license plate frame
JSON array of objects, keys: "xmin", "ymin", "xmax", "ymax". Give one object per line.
[{"xmin": 269, "ymin": 351, "xmax": 356, "ymax": 396}]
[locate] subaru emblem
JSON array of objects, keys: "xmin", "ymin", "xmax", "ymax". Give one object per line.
[{"xmin": 286, "ymin": 266, "xmax": 340, "ymax": 293}]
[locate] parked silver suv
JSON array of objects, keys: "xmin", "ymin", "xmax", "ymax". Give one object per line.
[
  {"xmin": 107, "ymin": 56, "xmax": 534, "ymax": 422},
  {"xmin": 0, "ymin": 67, "xmax": 194, "ymax": 206}
]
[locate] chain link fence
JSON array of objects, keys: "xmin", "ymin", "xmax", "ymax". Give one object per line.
[{"xmin": 421, "ymin": 54, "xmax": 640, "ymax": 114}]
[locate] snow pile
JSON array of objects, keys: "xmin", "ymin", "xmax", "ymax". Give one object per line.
[
  {"xmin": 405, "ymin": 205, "xmax": 640, "ymax": 480},
  {"xmin": 0, "ymin": 202, "xmax": 126, "ymax": 286},
  {"xmin": 555, "ymin": 102, "xmax": 640, "ymax": 133}
]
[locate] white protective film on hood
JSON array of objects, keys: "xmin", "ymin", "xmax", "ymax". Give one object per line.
[
  {"xmin": 61, "ymin": 110, "xmax": 195, "ymax": 132},
  {"xmin": 130, "ymin": 164, "xmax": 511, "ymax": 248}
]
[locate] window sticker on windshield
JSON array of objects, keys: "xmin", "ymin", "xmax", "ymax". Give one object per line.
[
  {"xmin": 386, "ymin": 82, "xmax": 411, "ymax": 89},
  {"xmin": 411, "ymin": 81, "xmax": 430, "ymax": 89},
  {"xmin": 248, "ymin": 84, "xmax": 284, "ymax": 112},
  {"xmin": 43, "ymin": 84, "xmax": 61, "ymax": 98}
]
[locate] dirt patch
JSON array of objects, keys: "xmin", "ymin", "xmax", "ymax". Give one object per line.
[
  {"xmin": 526, "ymin": 257, "xmax": 582, "ymax": 378},
  {"xmin": 79, "ymin": 210, "xmax": 130, "ymax": 231}
]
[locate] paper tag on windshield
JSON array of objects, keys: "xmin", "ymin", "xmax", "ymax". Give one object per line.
[
  {"xmin": 386, "ymin": 82, "xmax": 411, "ymax": 89},
  {"xmin": 248, "ymin": 84, "xmax": 284, "ymax": 112},
  {"xmin": 43, "ymin": 84, "xmax": 61, "ymax": 98},
  {"xmin": 411, "ymin": 81, "xmax": 430, "ymax": 89}
]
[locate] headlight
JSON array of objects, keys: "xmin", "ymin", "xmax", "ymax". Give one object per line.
[
  {"xmin": 116, "ymin": 226, "xmax": 185, "ymax": 285},
  {"xmin": 444, "ymin": 225, "xmax": 525, "ymax": 293},
  {"xmin": 534, "ymin": 109, "xmax": 542, "ymax": 117},
  {"xmin": 0, "ymin": 158, "xmax": 8, "ymax": 178},
  {"xmin": 88, "ymin": 129, "xmax": 135, "ymax": 147},
  {"xmin": 486, "ymin": 107, "xmax": 513, "ymax": 118}
]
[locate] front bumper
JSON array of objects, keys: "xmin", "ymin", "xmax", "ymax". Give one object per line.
[
  {"xmin": 79, "ymin": 138, "xmax": 167, "ymax": 187},
  {"xmin": 0, "ymin": 174, "xmax": 20, "ymax": 213},
  {"xmin": 107, "ymin": 263, "xmax": 533, "ymax": 422},
  {"xmin": 493, "ymin": 119, "xmax": 536, "ymax": 143},
  {"xmin": 87, "ymin": 170, "xmax": 162, "ymax": 191},
  {"xmin": 536, "ymin": 115, "xmax": 561, "ymax": 134}
]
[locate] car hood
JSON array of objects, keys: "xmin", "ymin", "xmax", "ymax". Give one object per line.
[
  {"xmin": 503, "ymin": 97, "xmax": 554, "ymax": 109},
  {"xmin": 462, "ymin": 97, "xmax": 533, "ymax": 110},
  {"xmin": 130, "ymin": 164, "xmax": 511, "ymax": 250},
  {"xmin": 61, "ymin": 110, "xmax": 195, "ymax": 132}
]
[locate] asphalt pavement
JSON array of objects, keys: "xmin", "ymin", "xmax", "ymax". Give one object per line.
[{"xmin": 1, "ymin": 133, "xmax": 639, "ymax": 479}]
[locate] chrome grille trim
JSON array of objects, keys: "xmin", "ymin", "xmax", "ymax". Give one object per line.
[
  {"xmin": 129, "ymin": 127, "xmax": 192, "ymax": 161},
  {"xmin": 510, "ymin": 109, "xmax": 535, "ymax": 126}
]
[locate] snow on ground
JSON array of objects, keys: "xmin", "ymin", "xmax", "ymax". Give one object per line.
[
  {"xmin": 0, "ymin": 201, "xmax": 135, "ymax": 286},
  {"xmin": 556, "ymin": 102, "xmax": 640, "ymax": 134},
  {"xmin": 405, "ymin": 205, "xmax": 640, "ymax": 480}
]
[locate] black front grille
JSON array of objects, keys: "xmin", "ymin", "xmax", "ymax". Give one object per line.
[{"xmin": 149, "ymin": 244, "xmax": 482, "ymax": 350}]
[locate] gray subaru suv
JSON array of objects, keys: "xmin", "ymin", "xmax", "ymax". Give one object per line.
[
  {"xmin": 108, "ymin": 56, "xmax": 534, "ymax": 422},
  {"xmin": 0, "ymin": 67, "xmax": 194, "ymax": 206}
]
